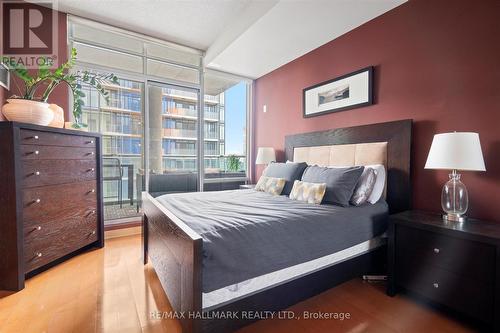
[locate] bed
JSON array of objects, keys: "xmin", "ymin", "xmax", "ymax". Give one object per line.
[{"xmin": 142, "ymin": 119, "xmax": 412, "ymax": 333}]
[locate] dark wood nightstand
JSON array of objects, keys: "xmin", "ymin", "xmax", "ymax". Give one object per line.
[
  {"xmin": 239, "ymin": 184, "xmax": 255, "ymax": 189},
  {"xmin": 387, "ymin": 210, "xmax": 500, "ymax": 330}
]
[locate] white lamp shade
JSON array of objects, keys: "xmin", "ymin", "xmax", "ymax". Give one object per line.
[
  {"xmin": 425, "ymin": 132, "xmax": 486, "ymax": 171},
  {"xmin": 255, "ymin": 147, "xmax": 276, "ymax": 164}
]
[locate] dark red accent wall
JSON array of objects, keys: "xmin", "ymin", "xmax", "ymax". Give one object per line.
[
  {"xmin": 1, "ymin": 9, "xmax": 68, "ymax": 120},
  {"xmin": 253, "ymin": 0, "xmax": 500, "ymax": 222}
]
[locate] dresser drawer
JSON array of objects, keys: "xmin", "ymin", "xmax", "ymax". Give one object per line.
[
  {"xmin": 20, "ymin": 129, "xmax": 97, "ymax": 148},
  {"xmin": 22, "ymin": 159, "xmax": 97, "ymax": 188},
  {"xmin": 397, "ymin": 262, "xmax": 493, "ymax": 322},
  {"xmin": 20, "ymin": 145, "xmax": 96, "ymax": 160},
  {"xmin": 396, "ymin": 225, "xmax": 495, "ymax": 283},
  {"xmin": 24, "ymin": 216, "xmax": 98, "ymax": 273},
  {"xmin": 23, "ymin": 181, "xmax": 97, "ymax": 226}
]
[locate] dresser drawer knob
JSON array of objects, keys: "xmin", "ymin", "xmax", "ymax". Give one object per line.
[
  {"xmin": 86, "ymin": 140, "xmax": 94, "ymax": 144},
  {"xmin": 86, "ymin": 152, "xmax": 95, "ymax": 156},
  {"xmin": 35, "ymin": 226, "xmax": 42, "ymax": 231},
  {"xmin": 433, "ymin": 248, "xmax": 440, "ymax": 254},
  {"xmin": 88, "ymin": 168, "xmax": 95, "ymax": 172},
  {"xmin": 91, "ymin": 230, "xmax": 96, "ymax": 236},
  {"xmin": 89, "ymin": 189, "xmax": 96, "ymax": 193},
  {"xmin": 433, "ymin": 283, "xmax": 439, "ymax": 289},
  {"xmin": 34, "ymin": 171, "xmax": 40, "ymax": 176},
  {"xmin": 33, "ymin": 135, "xmax": 39, "ymax": 140},
  {"xmin": 92, "ymin": 209, "xmax": 96, "ymax": 214},
  {"xmin": 34, "ymin": 198, "xmax": 41, "ymax": 204},
  {"xmin": 35, "ymin": 252, "xmax": 43, "ymax": 258}
]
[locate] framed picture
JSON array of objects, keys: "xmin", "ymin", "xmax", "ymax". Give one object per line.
[{"xmin": 303, "ymin": 66, "xmax": 373, "ymax": 118}]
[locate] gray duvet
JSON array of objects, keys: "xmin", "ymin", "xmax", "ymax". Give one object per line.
[{"xmin": 156, "ymin": 189, "xmax": 388, "ymax": 292}]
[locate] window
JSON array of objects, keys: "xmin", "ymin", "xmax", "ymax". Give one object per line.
[{"xmin": 68, "ymin": 16, "xmax": 252, "ymax": 222}]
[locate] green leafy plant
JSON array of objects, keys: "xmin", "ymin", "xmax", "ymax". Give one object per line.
[
  {"xmin": 227, "ymin": 154, "xmax": 242, "ymax": 172},
  {"xmin": 3, "ymin": 48, "xmax": 118, "ymax": 128}
]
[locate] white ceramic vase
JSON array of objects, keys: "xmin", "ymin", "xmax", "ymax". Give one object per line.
[{"xmin": 1, "ymin": 99, "xmax": 54, "ymax": 126}]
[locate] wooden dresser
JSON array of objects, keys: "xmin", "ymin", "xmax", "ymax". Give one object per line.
[
  {"xmin": 0, "ymin": 122, "xmax": 104, "ymax": 291},
  {"xmin": 387, "ymin": 210, "xmax": 500, "ymax": 331}
]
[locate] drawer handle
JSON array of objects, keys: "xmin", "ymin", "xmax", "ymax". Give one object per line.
[
  {"xmin": 27, "ymin": 150, "xmax": 40, "ymax": 155},
  {"xmin": 87, "ymin": 189, "xmax": 96, "ymax": 194},
  {"xmin": 433, "ymin": 282, "xmax": 439, "ymax": 289},
  {"xmin": 86, "ymin": 140, "xmax": 94, "ymax": 144},
  {"xmin": 33, "ymin": 198, "xmax": 41, "ymax": 204},
  {"xmin": 87, "ymin": 168, "xmax": 95, "ymax": 172},
  {"xmin": 433, "ymin": 248, "xmax": 440, "ymax": 254},
  {"xmin": 34, "ymin": 226, "xmax": 42, "ymax": 231},
  {"xmin": 90, "ymin": 230, "xmax": 96, "ymax": 236},
  {"xmin": 35, "ymin": 252, "xmax": 43, "ymax": 258},
  {"xmin": 34, "ymin": 171, "xmax": 40, "ymax": 176},
  {"xmin": 86, "ymin": 152, "xmax": 95, "ymax": 156},
  {"xmin": 33, "ymin": 135, "xmax": 39, "ymax": 140}
]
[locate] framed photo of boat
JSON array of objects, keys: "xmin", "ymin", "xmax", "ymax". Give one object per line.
[{"xmin": 303, "ymin": 66, "xmax": 373, "ymax": 118}]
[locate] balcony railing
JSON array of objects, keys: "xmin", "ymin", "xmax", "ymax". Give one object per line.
[
  {"xmin": 204, "ymin": 131, "xmax": 219, "ymax": 140},
  {"xmin": 164, "ymin": 148, "xmax": 196, "ymax": 155},
  {"xmin": 165, "ymin": 107, "xmax": 197, "ymax": 118},
  {"xmin": 164, "ymin": 108, "xmax": 219, "ymax": 121},
  {"xmin": 163, "ymin": 128, "xmax": 197, "ymax": 139}
]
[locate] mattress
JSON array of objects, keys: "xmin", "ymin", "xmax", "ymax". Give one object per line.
[
  {"xmin": 156, "ymin": 189, "xmax": 389, "ymax": 292},
  {"xmin": 203, "ymin": 234, "xmax": 386, "ymax": 309}
]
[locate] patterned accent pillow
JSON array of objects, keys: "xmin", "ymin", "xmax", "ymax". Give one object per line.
[
  {"xmin": 289, "ymin": 180, "xmax": 327, "ymax": 204},
  {"xmin": 255, "ymin": 176, "xmax": 286, "ymax": 195},
  {"xmin": 350, "ymin": 167, "xmax": 377, "ymax": 206}
]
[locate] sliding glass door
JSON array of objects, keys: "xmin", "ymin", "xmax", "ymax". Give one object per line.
[
  {"xmin": 80, "ymin": 78, "xmax": 144, "ymax": 222},
  {"xmin": 146, "ymin": 82, "xmax": 200, "ymax": 194}
]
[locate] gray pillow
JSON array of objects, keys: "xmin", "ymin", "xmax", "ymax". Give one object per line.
[
  {"xmin": 263, "ymin": 162, "xmax": 308, "ymax": 195},
  {"xmin": 301, "ymin": 165, "xmax": 364, "ymax": 206}
]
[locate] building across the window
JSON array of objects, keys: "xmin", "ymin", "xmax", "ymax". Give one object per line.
[{"xmin": 161, "ymin": 88, "xmax": 226, "ymax": 173}]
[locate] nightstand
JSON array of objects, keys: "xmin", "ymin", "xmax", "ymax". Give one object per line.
[
  {"xmin": 239, "ymin": 184, "xmax": 255, "ymax": 189},
  {"xmin": 387, "ymin": 211, "xmax": 500, "ymax": 330}
]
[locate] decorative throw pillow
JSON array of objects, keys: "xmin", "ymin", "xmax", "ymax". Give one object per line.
[
  {"xmin": 301, "ymin": 165, "xmax": 364, "ymax": 206},
  {"xmin": 350, "ymin": 167, "xmax": 377, "ymax": 206},
  {"xmin": 262, "ymin": 162, "xmax": 308, "ymax": 195},
  {"xmin": 255, "ymin": 176, "xmax": 286, "ymax": 195},
  {"xmin": 289, "ymin": 180, "xmax": 326, "ymax": 204},
  {"xmin": 366, "ymin": 164, "xmax": 386, "ymax": 204}
]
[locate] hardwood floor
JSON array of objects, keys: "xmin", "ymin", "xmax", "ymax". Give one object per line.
[{"xmin": 0, "ymin": 234, "xmax": 478, "ymax": 333}]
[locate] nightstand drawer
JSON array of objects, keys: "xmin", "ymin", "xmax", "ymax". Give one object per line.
[
  {"xmin": 396, "ymin": 225, "xmax": 495, "ymax": 283},
  {"xmin": 397, "ymin": 263, "xmax": 493, "ymax": 322}
]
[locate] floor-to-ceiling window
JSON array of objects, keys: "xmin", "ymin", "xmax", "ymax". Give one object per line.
[
  {"xmin": 203, "ymin": 70, "xmax": 251, "ymax": 191},
  {"xmin": 68, "ymin": 17, "xmax": 252, "ymax": 225}
]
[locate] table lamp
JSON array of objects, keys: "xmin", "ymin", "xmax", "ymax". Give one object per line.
[
  {"xmin": 425, "ymin": 132, "xmax": 486, "ymax": 222},
  {"xmin": 255, "ymin": 147, "xmax": 276, "ymax": 166}
]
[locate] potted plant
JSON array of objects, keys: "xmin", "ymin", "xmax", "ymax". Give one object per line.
[{"xmin": 1, "ymin": 48, "xmax": 118, "ymax": 128}]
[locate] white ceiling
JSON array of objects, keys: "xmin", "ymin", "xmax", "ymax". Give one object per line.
[{"xmin": 54, "ymin": 0, "xmax": 407, "ymax": 79}]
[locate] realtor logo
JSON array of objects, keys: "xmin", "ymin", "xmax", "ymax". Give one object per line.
[{"xmin": 1, "ymin": 1, "xmax": 58, "ymax": 68}]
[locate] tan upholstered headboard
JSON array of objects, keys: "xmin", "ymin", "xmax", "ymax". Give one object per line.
[
  {"xmin": 293, "ymin": 142, "xmax": 387, "ymax": 168},
  {"xmin": 284, "ymin": 120, "xmax": 412, "ymax": 213}
]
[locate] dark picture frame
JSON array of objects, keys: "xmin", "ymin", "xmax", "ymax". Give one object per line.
[{"xmin": 303, "ymin": 66, "xmax": 373, "ymax": 118}]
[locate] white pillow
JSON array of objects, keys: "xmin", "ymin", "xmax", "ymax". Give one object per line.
[{"xmin": 366, "ymin": 164, "xmax": 386, "ymax": 204}]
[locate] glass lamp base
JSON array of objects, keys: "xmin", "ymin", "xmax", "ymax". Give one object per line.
[{"xmin": 442, "ymin": 213, "xmax": 467, "ymax": 223}]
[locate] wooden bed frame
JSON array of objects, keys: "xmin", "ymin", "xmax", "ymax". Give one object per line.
[{"xmin": 142, "ymin": 119, "xmax": 412, "ymax": 333}]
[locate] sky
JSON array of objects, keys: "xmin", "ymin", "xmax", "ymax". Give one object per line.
[{"xmin": 224, "ymin": 82, "xmax": 246, "ymax": 155}]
